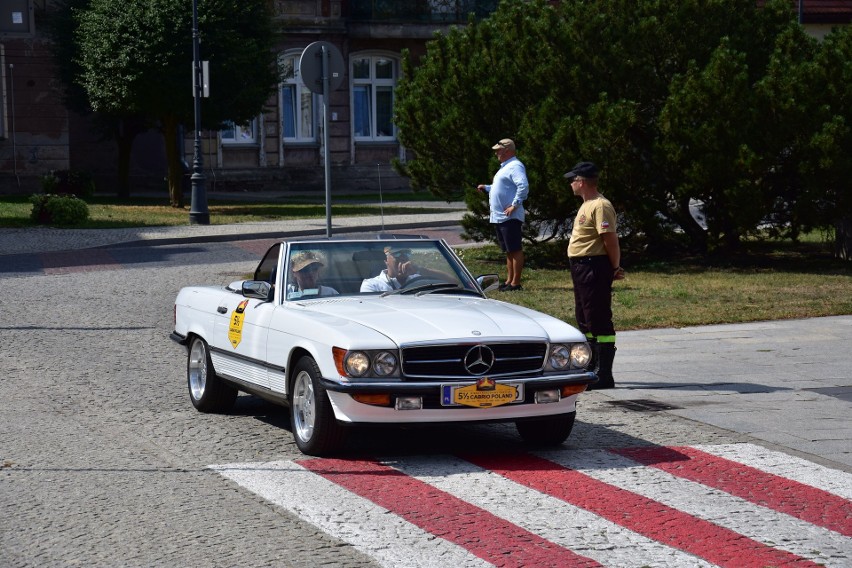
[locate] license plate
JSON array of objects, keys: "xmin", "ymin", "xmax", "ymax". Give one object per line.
[{"xmin": 441, "ymin": 378, "xmax": 524, "ymax": 408}]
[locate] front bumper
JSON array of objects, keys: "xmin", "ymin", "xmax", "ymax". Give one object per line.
[
  {"xmin": 321, "ymin": 371, "xmax": 596, "ymax": 424},
  {"xmin": 319, "ymin": 371, "xmax": 597, "ymax": 395}
]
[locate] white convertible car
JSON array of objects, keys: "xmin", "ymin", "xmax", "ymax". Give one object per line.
[{"xmin": 170, "ymin": 237, "xmax": 596, "ymax": 455}]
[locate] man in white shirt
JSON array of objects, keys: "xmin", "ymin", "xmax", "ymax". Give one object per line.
[
  {"xmin": 360, "ymin": 247, "xmax": 420, "ymax": 292},
  {"xmin": 476, "ymin": 138, "xmax": 529, "ymax": 292}
]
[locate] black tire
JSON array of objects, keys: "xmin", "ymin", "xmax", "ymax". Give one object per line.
[
  {"xmin": 515, "ymin": 412, "xmax": 576, "ymax": 446},
  {"xmin": 289, "ymin": 356, "xmax": 346, "ymax": 456},
  {"xmin": 187, "ymin": 336, "xmax": 237, "ymax": 413}
]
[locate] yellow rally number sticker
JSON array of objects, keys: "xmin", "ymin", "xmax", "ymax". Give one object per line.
[
  {"xmin": 228, "ymin": 300, "xmax": 249, "ymax": 348},
  {"xmin": 450, "ymin": 377, "xmax": 521, "ymax": 408}
]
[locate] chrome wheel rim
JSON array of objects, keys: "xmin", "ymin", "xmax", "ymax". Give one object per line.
[
  {"xmin": 188, "ymin": 339, "xmax": 207, "ymax": 401},
  {"xmin": 292, "ymin": 370, "xmax": 315, "ymax": 443}
]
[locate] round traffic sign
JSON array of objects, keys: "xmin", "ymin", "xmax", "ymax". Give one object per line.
[{"xmin": 299, "ymin": 41, "xmax": 345, "ymax": 94}]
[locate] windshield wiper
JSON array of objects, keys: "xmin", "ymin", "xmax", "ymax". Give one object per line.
[
  {"xmin": 407, "ymin": 282, "xmax": 481, "ymax": 296},
  {"xmin": 381, "ymin": 282, "xmax": 482, "ymax": 297},
  {"xmin": 416, "ymin": 284, "xmax": 483, "ymax": 297}
]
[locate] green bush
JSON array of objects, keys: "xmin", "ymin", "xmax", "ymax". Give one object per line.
[
  {"xmin": 39, "ymin": 169, "xmax": 96, "ymax": 198},
  {"xmin": 40, "ymin": 171, "xmax": 60, "ymax": 193},
  {"xmin": 30, "ymin": 194, "xmax": 90, "ymax": 226}
]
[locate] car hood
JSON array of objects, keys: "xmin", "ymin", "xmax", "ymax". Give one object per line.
[{"xmin": 295, "ymin": 295, "xmax": 582, "ymax": 345}]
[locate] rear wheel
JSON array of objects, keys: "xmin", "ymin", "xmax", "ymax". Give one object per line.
[
  {"xmin": 515, "ymin": 412, "xmax": 576, "ymax": 446},
  {"xmin": 290, "ymin": 357, "xmax": 345, "ymax": 456},
  {"xmin": 187, "ymin": 336, "xmax": 237, "ymax": 413}
]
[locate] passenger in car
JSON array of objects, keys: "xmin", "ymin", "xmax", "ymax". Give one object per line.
[
  {"xmin": 288, "ymin": 251, "xmax": 339, "ymax": 297},
  {"xmin": 360, "ymin": 246, "xmax": 449, "ymax": 292},
  {"xmin": 360, "ymin": 247, "xmax": 419, "ymax": 292}
]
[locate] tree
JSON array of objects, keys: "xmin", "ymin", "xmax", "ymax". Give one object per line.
[
  {"xmin": 810, "ymin": 26, "xmax": 852, "ymax": 259},
  {"xmin": 48, "ymin": 0, "xmax": 148, "ymax": 199},
  {"xmin": 394, "ymin": 0, "xmax": 850, "ymax": 256},
  {"xmin": 71, "ymin": 0, "xmax": 278, "ymax": 206}
]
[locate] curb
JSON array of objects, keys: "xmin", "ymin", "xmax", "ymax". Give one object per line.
[{"xmin": 93, "ymin": 219, "xmax": 465, "ymax": 249}]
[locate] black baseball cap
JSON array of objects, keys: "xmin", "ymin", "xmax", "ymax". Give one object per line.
[{"xmin": 563, "ymin": 161, "xmax": 599, "ymax": 179}]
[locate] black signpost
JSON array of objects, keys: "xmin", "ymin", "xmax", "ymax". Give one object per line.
[
  {"xmin": 299, "ymin": 41, "xmax": 345, "ymax": 237},
  {"xmin": 188, "ymin": 0, "xmax": 209, "ymax": 225}
]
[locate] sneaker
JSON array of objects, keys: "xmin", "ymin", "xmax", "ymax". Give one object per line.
[
  {"xmin": 504, "ymin": 284, "xmax": 523, "ymax": 291},
  {"xmin": 498, "ymin": 282, "xmax": 511, "ymax": 291}
]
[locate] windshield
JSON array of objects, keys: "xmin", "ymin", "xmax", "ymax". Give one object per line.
[{"xmin": 281, "ymin": 240, "xmax": 478, "ymax": 301}]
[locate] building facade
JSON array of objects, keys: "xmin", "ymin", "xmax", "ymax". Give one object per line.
[
  {"xmin": 0, "ymin": 0, "xmax": 499, "ymax": 194},
  {"xmin": 1, "ymin": 1, "xmax": 849, "ymax": 194}
]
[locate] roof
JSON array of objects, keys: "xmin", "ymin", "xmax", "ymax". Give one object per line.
[
  {"xmin": 758, "ymin": 0, "xmax": 852, "ymax": 24},
  {"xmin": 803, "ymin": 1, "xmax": 852, "ymax": 23}
]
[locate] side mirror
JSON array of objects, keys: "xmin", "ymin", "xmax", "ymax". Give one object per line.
[
  {"xmin": 242, "ymin": 280, "xmax": 273, "ymax": 301},
  {"xmin": 477, "ymin": 274, "xmax": 501, "ymax": 292}
]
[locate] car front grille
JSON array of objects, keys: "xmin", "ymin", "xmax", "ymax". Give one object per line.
[{"xmin": 401, "ymin": 342, "xmax": 547, "ymax": 380}]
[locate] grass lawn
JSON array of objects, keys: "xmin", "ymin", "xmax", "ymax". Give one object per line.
[{"xmin": 459, "ymin": 240, "xmax": 852, "ymax": 331}]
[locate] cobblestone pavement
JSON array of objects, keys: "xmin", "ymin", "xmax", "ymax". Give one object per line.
[{"xmin": 1, "ymin": 219, "xmax": 850, "ymax": 567}]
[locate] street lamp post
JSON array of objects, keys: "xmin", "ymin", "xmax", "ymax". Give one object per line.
[{"xmin": 189, "ymin": 0, "xmax": 209, "ymax": 225}]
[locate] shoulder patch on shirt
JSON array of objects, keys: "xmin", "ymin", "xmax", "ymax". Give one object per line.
[{"xmin": 600, "ymin": 220, "xmax": 610, "ymax": 229}]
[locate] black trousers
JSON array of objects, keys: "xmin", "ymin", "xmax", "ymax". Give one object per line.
[{"xmin": 569, "ymin": 255, "xmax": 615, "ymax": 340}]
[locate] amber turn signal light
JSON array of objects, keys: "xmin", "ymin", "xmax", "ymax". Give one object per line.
[
  {"xmin": 561, "ymin": 384, "xmax": 588, "ymax": 397},
  {"xmin": 352, "ymin": 393, "xmax": 392, "ymax": 406}
]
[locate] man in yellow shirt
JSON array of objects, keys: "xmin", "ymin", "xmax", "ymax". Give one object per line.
[{"xmin": 565, "ymin": 162, "xmax": 625, "ymax": 389}]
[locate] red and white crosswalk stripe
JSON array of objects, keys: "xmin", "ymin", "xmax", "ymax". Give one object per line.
[
  {"xmin": 693, "ymin": 443, "xmax": 852, "ymax": 500},
  {"xmin": 211, "ymin": 460, "xmax": 494, "ymax": 567},
  {"xmin": 372, "ymin": 454, "xmax": 716, "ymax": 567},
  {"xmin": 611, "ymin": 446, "xmax": 851, "ymax": 537},
  {"xmin": 211, "ymin": 443, "xmax": 851, "ymax": 568}
]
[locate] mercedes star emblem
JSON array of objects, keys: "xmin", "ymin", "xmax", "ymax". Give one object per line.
[{"xmin": 464, "ymin": 344, "xmax": 495, "ymax": 375}]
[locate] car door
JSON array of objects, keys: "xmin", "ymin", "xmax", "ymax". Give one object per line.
[
  {"xmin": 211, "ymin": 244, "xmax": 282, "ymax": 389},
  {"xmin": 212, "ymin": 295, "xmax": 273, "ymax": 389}
]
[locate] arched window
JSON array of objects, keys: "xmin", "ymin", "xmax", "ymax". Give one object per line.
[
  {"xmin": 351, "ymin": 54, "xmax": 397, "ymax": 142},
  {"xmin": 279, "ymin": 51, "xmax": 317, "ymax": 142}
]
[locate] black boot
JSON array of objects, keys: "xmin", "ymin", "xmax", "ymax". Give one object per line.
[{"xmin": 590, "ymin": 343, "xmax": 616, "ymax": 390}]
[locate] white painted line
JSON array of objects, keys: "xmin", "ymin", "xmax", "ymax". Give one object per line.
[
  {"xmin": 693, "ymin": 443, "xmax": 852, "ymax": 499},
  {"xmin": 210, "ymin": 461, "xmax": 492, "ymax": 568},
  {"xmin": 539, "ymin": 449, "xmax": 850, "ymax": 565},
  {"xmin": 386, "ymin": 454, "xmax": 719, "ymax": 568},
  {"xmin": 209, "ymin": 444, "xmax": 851, "ymax": 568}
]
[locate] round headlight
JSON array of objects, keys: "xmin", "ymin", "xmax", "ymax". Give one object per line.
[
  {"xmin": 373, "ymin": 351, "xmax": 398, "ymax": 376},
  {"xmin": 549, "ymin": 345, "xmax": 572, "ymax": 370},
  {"xmin": 344, "ymin": 351, "xmax": 371, "ymax": 377},
  {"xmin": 570, "ymin": 343, "xmax": 593, "ymax": 369}
]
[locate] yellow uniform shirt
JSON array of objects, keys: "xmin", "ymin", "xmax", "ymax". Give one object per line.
[{"xmin": 567, "ymin": 195, "xmax": 617, "ymax": 258}]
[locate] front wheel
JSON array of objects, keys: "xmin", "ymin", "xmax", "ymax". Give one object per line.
[
  {"xmin": 290, "ymin": 357, "xmax": 345, "ymax": 456},
  {"xmin": 515, "ymin": 412, "xmax": 576, "ymax": 446},
  {"xmin": 187, "ymin": 336, "xmax": 237, "ymax": 413}
]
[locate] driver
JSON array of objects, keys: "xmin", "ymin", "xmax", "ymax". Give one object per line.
[
  {"xmin": 289, "ymin": 250, "xmax": 339, "ymax": 297},
  {"xmin": 360, "ymin": 247, "xmax": 422, "ymax": 292}
]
